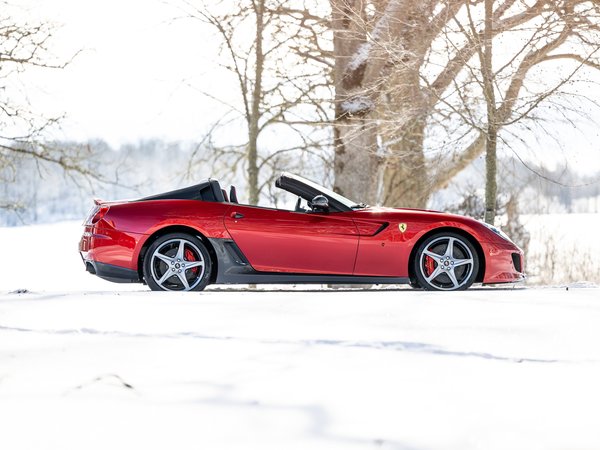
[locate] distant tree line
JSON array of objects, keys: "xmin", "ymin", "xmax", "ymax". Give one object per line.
[
  {"xmin": 0, "ymin": 138, "xmax": 333, "ymax": 225},
  {"xmin": 0, "ymin": 140, "xmax": 198, "ymax": 226},
  {"xmin": 1, "ymin": 136, "xmax": 597, "ymax": 227}
]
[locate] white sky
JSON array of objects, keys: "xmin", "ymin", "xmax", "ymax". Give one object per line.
[{"xmin": 17, "ymin": 0, "xmax": 229, "ymax": 146}]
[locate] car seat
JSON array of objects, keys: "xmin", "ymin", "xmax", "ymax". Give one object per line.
[{"xmin": 230, "ymin": 186, "xmax": 239, "ymax": 203}]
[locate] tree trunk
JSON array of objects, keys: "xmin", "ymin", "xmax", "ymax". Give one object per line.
[
  {"xmin": 330, "ymin": 0, "xmax": 380, "ymax": 204},
  {"xmin": 381, "ymin": 68, "xmax": 431, "ymax": 208},
  {"xmin": 484, "ymin": 127, "xmax": 497, "ymax": 224},
  {"xmin": 380, "ymin": 7, "xmax": 429, "ymax": 209},
  {"xmin": 333, "ymin": 114, "xmax": 380, "ymax": 204},
  {"xmin": 482, "ymin": 0, "xmax": 497, "ymax": 224},
  {"xmin": 247, "ymin": 0, "xmax": 264, "ymax": 205},
  {"xmin": 381, "ymin": 116, "xmax": 428, "ymax": 208}
]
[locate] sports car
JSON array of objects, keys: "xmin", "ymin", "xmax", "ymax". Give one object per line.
[{"xmin": 79, "ymin": 172, "xmax": 525, "ymax": 291}]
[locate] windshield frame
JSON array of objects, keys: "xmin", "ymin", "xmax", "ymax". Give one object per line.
[{"xmin": 275, "ymin": 172, "xmax": 363, "ymax": 212}]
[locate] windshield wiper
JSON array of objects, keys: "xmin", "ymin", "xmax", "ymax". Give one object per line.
[{"xmin": 351, "ymin": 203, "xmax": 368, "ymax": 209}]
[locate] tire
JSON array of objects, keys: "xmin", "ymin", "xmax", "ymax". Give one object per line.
[
  {"xmin": 413, "ymin": 232, "xmax": 479, "ymax": 291},
  {"xmin": 143, "ymin": 233, "xmax": 212, "ymax": 291},
  {"xmin": 409, "ymin": 278, "xmax": 422, "ymax": 290}
]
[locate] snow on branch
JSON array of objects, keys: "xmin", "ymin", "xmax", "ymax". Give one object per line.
[{"xmin": 341, "ymin": 96, "xmax": 375, "ymax": 115}]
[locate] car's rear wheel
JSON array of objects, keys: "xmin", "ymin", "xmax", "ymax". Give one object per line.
[
  {"xmin": 144, "ymin": 233, "xmax": 212, "ymax": 291},
  {"xmin": 413, "ymin": 232, "xmax": 478, "ymax": 291}
]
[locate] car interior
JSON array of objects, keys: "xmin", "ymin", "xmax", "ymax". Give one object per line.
[
  {"xmin": 221, "ymin": 181, "xmax": 328, "ymax": 214},
  {"xmin": 140, "ymin": 172, "xmax": 343, "ymax": 215},
  {"xmin": 223, "ymin": 182, "xmax": 308, "ymax": 211},
  {"xmin": 230, "ymin": 186, "xmax": 239, "ymax": 203}
]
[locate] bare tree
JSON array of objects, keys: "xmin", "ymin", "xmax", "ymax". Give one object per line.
[
  {"xmin": 1, "ymin": 2, "xmax": 105, "ymax": 206},
  {"xmin": 444, "ymin": 0, "xmax": 600, "ymax": 223},
  {"xmin": 328, "ymin": 0, "xmax": 600, "ymax": 208},
  {"xmin": 179, "ymin": 0, "xmax": 332, "ymax": 204},
  {"xmin": 472, "ymin": 0, "xmax": 498, "ymax": 224}
]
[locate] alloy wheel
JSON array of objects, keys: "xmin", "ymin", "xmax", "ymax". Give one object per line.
[
  {"xmin": 150, "ymin": 238, "xmax": 206, "ymax": 291},
  {"xmin": 418, "ymin": 235, "xmax": 476, "ymax": 291}
]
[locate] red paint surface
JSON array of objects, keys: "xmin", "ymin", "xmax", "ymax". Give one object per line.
[{"xmin": 224, "ymin": 205, "xmax": 359, "ymax": 274}]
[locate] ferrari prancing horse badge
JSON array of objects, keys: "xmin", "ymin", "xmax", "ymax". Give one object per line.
[{"xmin": 398, "ymin": 223, "xmax": 407, "ymax": 233}]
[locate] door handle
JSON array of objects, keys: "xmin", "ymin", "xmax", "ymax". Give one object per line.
[{"xmin": 230, "ymin": 212, "xmax": 244, "ymax": 219}]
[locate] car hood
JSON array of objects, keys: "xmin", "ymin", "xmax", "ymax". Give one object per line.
[
  {"xmin": 353, "ymin": 205, "xmax": 485, "ymax": 227},
  {"xmin": 356, "ymin": 205, "xmax": 452, "ymax": 217}
]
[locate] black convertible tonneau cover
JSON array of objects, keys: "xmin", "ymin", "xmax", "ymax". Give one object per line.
[{"xmin": 139, "ymin": 179, "xmax": 225, "ymax": 203}]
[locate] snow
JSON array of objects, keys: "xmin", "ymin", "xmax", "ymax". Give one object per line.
[
  {"xmin": 346, "ymin": 0, "xmax": 404, "ymax": 72},
  {"xmin": 341, "ymin": 97, "xmax": 375, "ymax": 115},
  {"xmin": 1, "ymin": 222, "xmax": 600, "ymax": 450},
  {"xmin": 348, "ymin": 43, "xmax": 372, "ymax": 71}
]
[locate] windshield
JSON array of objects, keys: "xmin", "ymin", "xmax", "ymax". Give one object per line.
[{"xmin": 279, "ymin": 172, "xmax": 364, "ymax": 210}]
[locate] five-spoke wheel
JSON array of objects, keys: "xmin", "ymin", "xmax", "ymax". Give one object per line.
[
  {"xmin": 413, "ymin": 232, "xmax": 479, "ymax": 291},
  {"xmin": 143, "ymin": 233, "xmax": 212, "ymax": 291}
]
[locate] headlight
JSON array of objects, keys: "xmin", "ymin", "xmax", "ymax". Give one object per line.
[{"xmin": 481, "ymin": 221, "xmax": 513, "ymax": 243}]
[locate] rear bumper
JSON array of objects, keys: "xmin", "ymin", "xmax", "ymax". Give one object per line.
[
  {"xmin": 81, "ymin": 256, "xmax": 140, "ymax": 283},
  {"xmin": 79, "ymin": 225, "xmax": 143, "ymax": 284}
]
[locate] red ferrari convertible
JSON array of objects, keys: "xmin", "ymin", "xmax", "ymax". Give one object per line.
[{"xmin": 79, "ymin": 172, "xmax": 524, "ymax": 291}]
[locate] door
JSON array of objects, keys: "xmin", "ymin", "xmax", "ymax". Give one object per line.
[{"xmin": 224, "ymin": 205, "xmax": 359, "ymax": 274}]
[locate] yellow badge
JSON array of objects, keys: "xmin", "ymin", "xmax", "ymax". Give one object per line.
[{"xmin": 398, "ymin": 223, "xmax": 407, "ymax": 233}]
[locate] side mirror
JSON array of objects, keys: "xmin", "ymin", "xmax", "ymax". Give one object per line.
[{"xmin": 310, "ymin": 195, "xmax": 329, "ymax": 212}]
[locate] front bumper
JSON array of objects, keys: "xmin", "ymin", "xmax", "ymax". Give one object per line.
[{"xmin": 482, "ymin": 241, "xmax": 526, "ymax": 285}]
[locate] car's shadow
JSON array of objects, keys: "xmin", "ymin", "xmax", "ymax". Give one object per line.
[{"xmin": 206, "ymin": 286, "xmax": 527, "ymax": 293}]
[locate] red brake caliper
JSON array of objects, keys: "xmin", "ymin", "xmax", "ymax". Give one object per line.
[
  {"xmin": 185, "ymin": 249, "xmax": 199, "ymax": 275},
  {"xmin": 424, "ymin": 255, "xmax": 435, "ymax": 276}
]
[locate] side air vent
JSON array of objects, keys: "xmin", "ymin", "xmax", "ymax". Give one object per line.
[
  {"xmin": 224, "ymin": 241, "xmax": 249, "ymax": 266},
  {"xmin": 511, "ymin": 253, "xmax": 522, "ymax": 273},
  {"xmin": 373, "ymin": 222, "xmax": 389, "ymax": 236}
]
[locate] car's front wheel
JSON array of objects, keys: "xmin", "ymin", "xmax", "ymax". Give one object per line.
[
  {"xmin": 413, "ymin": 232, "xmax": 479, "ymax": 291},
  {"xmin": 144, "ymin": 233, "xmax": 212, "ymax": 291}
]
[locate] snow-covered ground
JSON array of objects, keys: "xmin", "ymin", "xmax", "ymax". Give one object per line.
[{"xmin": 1, "ymin": 222, "xmax": 600, "ymax": 450}]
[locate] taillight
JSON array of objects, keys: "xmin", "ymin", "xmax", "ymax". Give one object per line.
[
  {"xmin": 85, "ymin": 205, "xmax": 110, "ymax": 225},
  {"xmin": 91, "ymin": 206, "xmax": 110, "ymax": 224}
]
